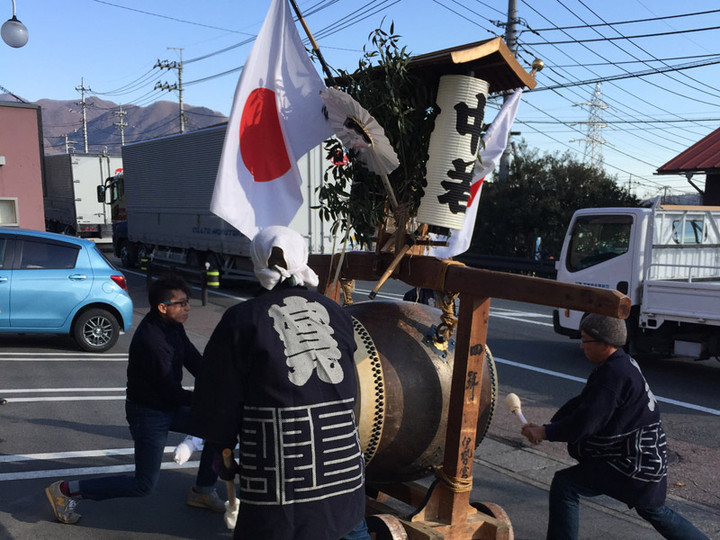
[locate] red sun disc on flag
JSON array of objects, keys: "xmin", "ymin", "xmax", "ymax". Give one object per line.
[{"xmin": 239, "ymin": 88, "xmax": 291, "ymax": 182}]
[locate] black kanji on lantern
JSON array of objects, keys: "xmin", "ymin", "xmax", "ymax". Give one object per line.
[
  {"xmin": 438, "ymin": 158, "xmax": 474, "ymax": 214},
  {"xmin": 454, "ymin": 92, "xmax": 487, "ymax": 154}
]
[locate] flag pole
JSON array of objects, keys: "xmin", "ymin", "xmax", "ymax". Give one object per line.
[{"xmin": 287, "ymin": 0, "xmax": 334, "ymax": 81}]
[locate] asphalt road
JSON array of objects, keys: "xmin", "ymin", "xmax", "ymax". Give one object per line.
[{"xmin": 0, "ymin": 270, "xmax": 718, "ymax": 539}]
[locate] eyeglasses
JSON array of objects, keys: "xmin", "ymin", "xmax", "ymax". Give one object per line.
[
  {"xmin": 581, "ymin": 339, "xmax": 599, "ymax": 344},
  {"xmin": 162, "ymin": 299, "xmax": 189, "ymax": 307}
]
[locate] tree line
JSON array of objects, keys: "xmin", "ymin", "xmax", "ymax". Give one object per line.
[{"xmin": 470, "ymin": 142, "xmax": 639, "ymax": 260}]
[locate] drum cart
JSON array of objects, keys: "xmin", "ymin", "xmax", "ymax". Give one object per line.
[{"xmin": 310, "ymin": 252, "xmax": 629, "ymax": 539}]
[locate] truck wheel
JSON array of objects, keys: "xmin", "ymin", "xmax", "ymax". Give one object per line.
[
  {"xmin": 119, "ymin": 241, "xmax": 137, "ymax": 268},
  {"xmin": 72, "ymin": 308, "xmax": 120, "ymax": 353},
  {"xmin": 137, "ymin": 244, "xmax": 152, "ymax": 263},
  {"xmin": 186, "ymin": 249, "xmax": 204, "ymax": 270}
]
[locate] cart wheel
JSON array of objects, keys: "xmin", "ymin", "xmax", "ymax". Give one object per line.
[
  {"xmin": 366, "ymin": 514, "xmax": 408, "ymax": 540},
  {"xmin": 471, "ymin": 502, "xmax": 514, "ymax": 540}
]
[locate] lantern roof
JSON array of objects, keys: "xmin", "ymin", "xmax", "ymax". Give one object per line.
[
  {"xmin": 327, "ymin": 37, "xmax": 537, "ymax": 94},
  {"xmin": 406, "ymin": 37, "xmax": 537, "ymax": 94}
]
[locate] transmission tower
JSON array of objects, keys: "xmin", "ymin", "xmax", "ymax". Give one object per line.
[{"xmin": 571, "ymin": 82, "xmax": 608, "ymax": 167}]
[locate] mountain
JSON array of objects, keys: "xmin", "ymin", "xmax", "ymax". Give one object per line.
[{"xmin": 1, "ymin": 93, "xmax": 228, "ymax": 155}]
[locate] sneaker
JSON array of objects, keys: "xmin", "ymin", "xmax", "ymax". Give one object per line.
[
  {"xmin": 45, "ymin": 481, "xmax": 81, "ymax": 524},
  {"xmin": 186, "ymin": 487, "xmax": 226, "ymax": 513}
]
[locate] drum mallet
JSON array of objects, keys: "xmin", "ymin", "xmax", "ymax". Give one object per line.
[{"xmin": 505, "ymin": 393, "xmax": 529, "ymax": 426}]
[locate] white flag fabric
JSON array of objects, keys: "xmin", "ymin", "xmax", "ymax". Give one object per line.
[
  {"xmin": 428, "ymin": 88, "xmax": 523, "ymax": 259},
  {"xmin": 210, "ymin": 0, "xmax": 333, "ymax": 238}
]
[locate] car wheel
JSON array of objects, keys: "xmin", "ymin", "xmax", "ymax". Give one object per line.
[{"xmin": 73, "ymin": 308, "xmax": 120, "ymax": 353}]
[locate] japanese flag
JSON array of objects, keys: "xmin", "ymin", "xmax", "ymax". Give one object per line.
[
  {"xmin": 210, "ymin": 0, "xmax": 333, "ymax": 238},
  {"xmin": 429, "ymin": 88, "xmax": 523, "ymax": 259}
]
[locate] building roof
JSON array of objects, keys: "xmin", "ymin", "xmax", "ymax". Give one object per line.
[{"xmin": 656, "ymin": 127, "xmax": 720, "ymax": 175}]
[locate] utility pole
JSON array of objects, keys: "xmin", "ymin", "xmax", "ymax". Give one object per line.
[
  {"xmin": 154, "ymin": 47, "xmax": 185, "ymax": 133},
  {"xmin": 75, "ymin": 77, "xmax": 91, "ymax": 153},
  {"xmin": 62, "ymin": 133, "xmax": 76, "ymax": 154},
  {"xmin": 498, "ymin": 0, "xmax": 518, "ymax": 183},
  {"xmin": 114, "ymin": 106, "xmax": 128, "ymax": 146}
]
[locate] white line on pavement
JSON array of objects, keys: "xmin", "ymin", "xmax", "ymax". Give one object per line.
[
  {"xmin": 0, "ymin": 357, "xmax": 128, "ymax": 362},
  {"xmin": 0, "ymin": 352, "xmax": 127, "ymax": 357},
  {"xmin": 494, "ymin": 356, "xmax": 720, "ymax": 416},
  {"xmin": 1, "ymin": 387, "xmax": 127, "ymax": 393},
  {"xmin": 1, "ymin": 460, "xmax": 200, "ymax": 482}
]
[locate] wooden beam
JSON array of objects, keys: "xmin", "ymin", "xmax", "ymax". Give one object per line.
[{"xmin": 309, "ymin": 252, "xmax": 630, "ymax": 319}]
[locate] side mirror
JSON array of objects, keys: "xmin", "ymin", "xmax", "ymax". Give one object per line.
[{"xmin": 97, "ymin": 185, "xmax": 106, "ymax": 204}]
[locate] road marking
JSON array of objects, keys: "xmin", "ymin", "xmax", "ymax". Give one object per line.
[
  {"xmin": 6, "ymin": 396, "xmax": 127, "ymax": 402},
  {"xmin": 0, "ymin": 446, "xmax": 228, "ymax": 482},
  {"xmin": 353, "ymin": 288, "xmax": 553, "ymax": 326},
  {"xmin": 0, "ymin": 357, "xmax": 128, "ymax": 362},
  {"xmin": 491, "ymin": 312, "xmax": 553, "ymax": 327},
  {"xmin": 1, "ymin": 460, "xmax": 200, "ymax": 482},
  {"xmin": 494, "ymin": 356, "xmax": 720, "ymax": 416},
  {"xmin": 0, "ymin": 386, "xmax": 193, "ymax": 402},
  {"xmin": 0, "ymin": 447, "xmax": 140, "ymax": 463},
  {"xmin": 1, "ymin": 387, "xmax": 128, "ymax": 393},
  {"xmin": 0, "ymin": 352, "xmax": 127, "ymax": 357}
]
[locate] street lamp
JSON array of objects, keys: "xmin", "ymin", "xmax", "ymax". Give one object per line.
[{"xmin": 2, "ymin": 0, "xmax": 28, "ymax": 48}]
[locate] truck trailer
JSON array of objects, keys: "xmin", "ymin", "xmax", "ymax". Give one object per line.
[
  {"xmin": 44, "ymin": 152, "xmax": 122, "ymax": 244},
  {"xmin": 112, "ymin": 124, "xmax": 335, "ymax": 281},
  {"xmin": 554, "ymin": 202, "xmax": 720, "ymax": 360}
]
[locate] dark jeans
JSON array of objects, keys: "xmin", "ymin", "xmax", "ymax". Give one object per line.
[
  {"xmin": 342, "ymin": 518, "xmax": 371, "ymax": 540},
  {"xmin": 79, "ymin": 400, "xmax": 217, "ymax": 500},
  {"xmin": 547, "ymin": 465, "xmax": 708, "ymax": 540}
]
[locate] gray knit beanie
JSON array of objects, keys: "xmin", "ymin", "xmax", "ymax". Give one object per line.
[{"xmin": 580, "ymin": 313, "xmax": 627, "ymax": 348}]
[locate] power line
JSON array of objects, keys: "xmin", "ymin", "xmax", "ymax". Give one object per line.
[
  {"xmin": 524, "ymin": 24, "xmax": 720, "ymax": 46},
  {"xmin": 572, "ymin": 0, "xmax": 720, "ymax": 98},
  {"xmin": 90, "ymin": 0, "xmax": 253, "ymax": 35},
  {"xmin": 531, "ymin": 8, "xmax": 720, "ymax": 32}
]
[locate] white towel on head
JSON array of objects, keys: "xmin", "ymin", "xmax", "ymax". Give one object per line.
[{"xmin": 251, "ymin": 226, "xmax": 319, "ymax": 290}]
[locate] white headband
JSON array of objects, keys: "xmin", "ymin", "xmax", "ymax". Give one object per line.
[{"xmin": 250, "ymin": 226, "xmax": 319, "ymax": 290}]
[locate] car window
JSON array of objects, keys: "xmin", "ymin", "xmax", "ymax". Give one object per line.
[
  {"xmin": 0, "ymin": 238, "xmax": 6, "ymax": 269},
  {"xmin": 93, "ymin": 244, "xmax": 119, "ymax": 270},
  {"xmin": 19, "ymin": 239, "xmax": 79, "ymax": 269}
]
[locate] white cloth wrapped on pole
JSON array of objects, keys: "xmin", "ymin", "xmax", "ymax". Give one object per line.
[{"xmin": 173, "ymin": 436, "xmax": 205, "ymax": 465}]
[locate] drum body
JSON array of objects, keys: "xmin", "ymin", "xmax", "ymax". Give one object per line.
[{"xmin": 348, "ymin": 300, "xmax": 497, "ymax": 483}]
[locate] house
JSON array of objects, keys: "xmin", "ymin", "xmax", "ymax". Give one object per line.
[
  {"xmin": 656, "ymin": 127, "xmax": 720, "ymax": 205},
  {"xmin": 0, "ymin": 101, "xmax": 46, "ymax": 230}
]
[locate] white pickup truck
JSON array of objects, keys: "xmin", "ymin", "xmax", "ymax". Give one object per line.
[{"xmin": 553, "ymin": 203, "xmax": 720, "ymax": 360}]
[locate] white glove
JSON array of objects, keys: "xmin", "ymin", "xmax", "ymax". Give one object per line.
[{"xmin": 174, "ymin": 436, "xmax": 205, "ymax": 464}]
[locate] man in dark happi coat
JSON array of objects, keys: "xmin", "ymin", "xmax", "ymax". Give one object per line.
[
  {"xmin": 521, "ymin": 313, "xmax": 708, "ymax": 540},
  {"xmin": 190, "ymin": 226, "xmax": 368, "ymax": 540}
]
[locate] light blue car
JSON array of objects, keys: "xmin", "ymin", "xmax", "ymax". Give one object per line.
[{"xmin": 0, "ymin": 228, "xmax": 133, "ymax": 352}]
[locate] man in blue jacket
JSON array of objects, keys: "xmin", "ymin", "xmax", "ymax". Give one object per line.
[
  {"xmin": 46, "ymin": 273, "xmax": 222, "ymax": 524},
  {"xmin": 521, "ymin": 313, "xmax": 708, "ymax": 540}
]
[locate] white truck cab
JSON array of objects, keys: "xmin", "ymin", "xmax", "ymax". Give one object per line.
[{"xmin": 554, "ymin": 203, "xmax": 720, "ymax": 360}]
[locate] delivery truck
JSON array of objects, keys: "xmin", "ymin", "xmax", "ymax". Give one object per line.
[
  {"xmin": 112, "ymin": 124, "xmax": 335, "ymax": 281},
  {"xmin": 553, "ymin": 202, "xmax": 720, "ymax": 360},
  {"xmin": 44, "ymin": 152, "xmax": 122, "ymax": 245}
]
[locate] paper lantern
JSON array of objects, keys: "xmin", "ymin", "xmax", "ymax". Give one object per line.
[{"xmin": 417, "ymin": 75, "xmax": 489, "ymax": 229}]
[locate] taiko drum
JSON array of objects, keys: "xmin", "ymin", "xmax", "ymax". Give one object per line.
[{"xmin": 348, "ymin": 300, "xmax": 497, "ymax": 483}]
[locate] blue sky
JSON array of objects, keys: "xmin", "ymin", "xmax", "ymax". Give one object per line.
[{"xmin": 2, "ymin": 0, "xmax": 719, "ymax": 199}]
